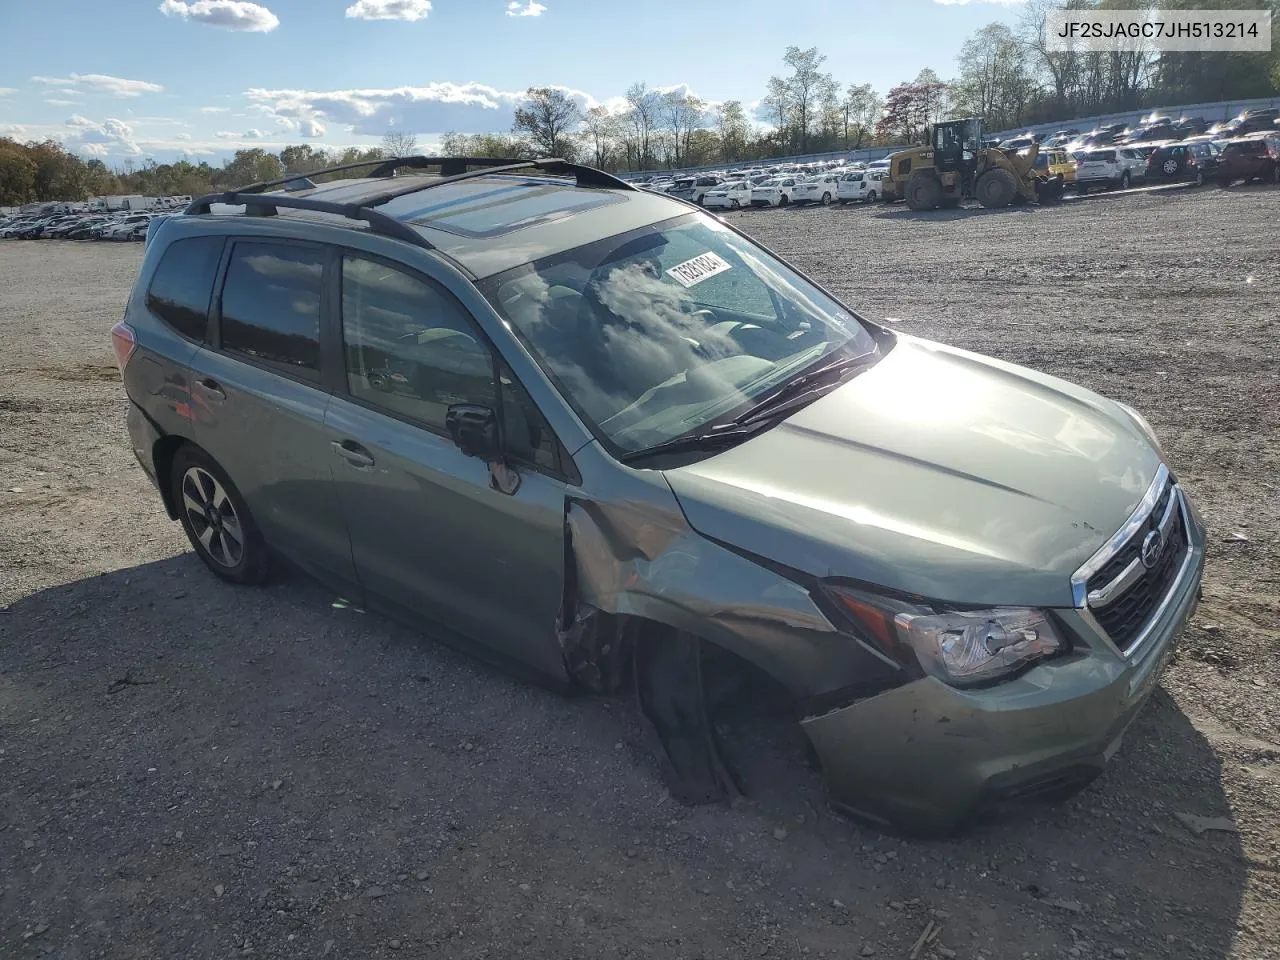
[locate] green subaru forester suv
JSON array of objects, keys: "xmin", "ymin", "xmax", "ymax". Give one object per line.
[{"xmin": 117, "ymin": 156, "xmax": 1204, "ymax": 834}]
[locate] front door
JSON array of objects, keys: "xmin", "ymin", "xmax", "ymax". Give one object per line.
[
  {"xmin": 193, "ymin": 238, "xmax": 359, "ymax": 595},
  {"xmin": 324, "ymin": 253, "xmax": 569, "ymax": 683}
]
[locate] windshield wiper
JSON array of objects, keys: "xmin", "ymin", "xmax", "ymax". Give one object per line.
[
  {"xmin": 733, "ymin": 349, "xmax": 874, "ymax": 426},
  {"xmin": 618, "ymin": 420, "xmax": 772, "ymax": 465}
]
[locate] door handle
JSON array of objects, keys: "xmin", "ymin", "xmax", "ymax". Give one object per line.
[
  {"xmin": 331, "ymin": 440, "xmax": 375, "ymax": 469},
  {"xmin": 192, "ymin": 377, "xmax": 226, "ymax": 401}
]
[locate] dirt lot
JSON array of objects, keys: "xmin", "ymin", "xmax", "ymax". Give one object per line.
[{"xmin": 2, "ymin": 185, "xmax": 1278, "ymax": 960}]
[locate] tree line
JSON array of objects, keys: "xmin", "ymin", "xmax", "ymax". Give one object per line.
[{"xmin": 3, "ymin": 0, "xmax": 1277, "ymax": 204}]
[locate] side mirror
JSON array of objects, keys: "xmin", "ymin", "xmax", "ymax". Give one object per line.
[{"xmin": 445, "ymin": 403, "xmax": 500, "ymax": 460}]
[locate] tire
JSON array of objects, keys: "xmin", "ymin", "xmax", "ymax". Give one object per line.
[
  {"xmin": 1161, "ymin": 157, "xmax": 1179, "ymax": 176},
  {"xmin": 1193, "ymin": 169, "xmax": 1204, "ymax": 187},
  {"xmin": 903, "ymin": 171, "xmax": 943, "ymax": 211},
  {"xmin": 1120, "ymin": 171, "xmax": 1131, "ymax": 189},
  {"xmin": 778, "ymin": 194, "xmax": 789, "ymax": 207},
  {"xmin": 975, "ymin": 168, "xmax": 1018, "ymax": 209},
  {"xmin": 171, "ymin": 445, "xmax": 270, "ymax": 585},
  {"xmin": 820, "ymin": 192, "xmax": 832, "ymax": 205},
  {"xmin": 867, "ymin": 191, "xmax": 878, "ymax": 203},
  {"xmin": 730, "ymin": 198, "xmax": 740, "ymax": 209},
  {"xmin": 1273, "ymin": 164, "xmax": 1280, "ymax": 184}
]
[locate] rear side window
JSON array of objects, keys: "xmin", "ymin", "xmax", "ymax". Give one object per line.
[
  {"xmin": 146, "ymin": 236, "xmax": 223, "ymax": 342},
  {"xmin": 220, "ymin": 242, "xmax": 325, "ymax": 382}
]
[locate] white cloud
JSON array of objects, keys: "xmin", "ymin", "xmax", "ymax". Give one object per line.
[
  {"xmin": 299, "ymin": 118, "xmax": 327, "ymax": 137},
  {"xmin": 45, "ymin": 99, "xmax": 80, "ymax": 106},
  {"xmin": 198, "ymin": 106, "xmax": 231, "ymax": 114},
  {"xmin": 216, "ymin": 128, "xmax": 268, "ymax": 139},
  {"xmin": 64, "ymin": 116, "xmax": 143, "ymax": 156},
  {"xmin": 246, "ymin": 81, "xmax": 603, "ymax": 136},
  {"xmin": 159, "ymin": 0, "xmax": 280, "ymax": 32},
  {"xmin": 174, "ymin": 132, "xmax": 194, "ymax": 140},
  {"xmin": 345, "ymin": 0, "xmax": 431, "ymax": 20},
  {"xmin": 32, "ymin": 73, "xmax": 163, "ymax": 97},
  {"xmin": 506, "ymin": 1, "xmax": 546, "ymax": 16},
  {"xmin": 0, "ymin": 87, "xmax": 18, "ymax": 96}
]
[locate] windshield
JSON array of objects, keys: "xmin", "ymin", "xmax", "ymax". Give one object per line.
[{"xmin": 480, "ymin": 214, "xmax": 879, "ymax": 456}]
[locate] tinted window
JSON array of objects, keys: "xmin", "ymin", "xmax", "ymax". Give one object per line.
[
  {"xmin": 341, "ymin": 256, "xmax": 495, "ymax": 432},
  {"xmin": 220, "ymin": 243, "xmax": 324, "ymax": 380},
  {"xmin": 146, "ymin": 236, "xmax": 223, "ymax": 341}
]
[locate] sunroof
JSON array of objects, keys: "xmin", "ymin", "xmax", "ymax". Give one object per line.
[{"xmin": 382, "ymin": 176, "xmax": 621, "ymax": 238}]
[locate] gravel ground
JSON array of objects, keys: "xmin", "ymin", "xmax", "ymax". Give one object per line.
[{"xmin": 2, "ymin": 185, "xmax": 1277, "ymax": 960}]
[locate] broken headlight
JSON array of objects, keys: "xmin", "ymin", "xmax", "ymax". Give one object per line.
[{"xmin": 824, "ymin": 585, "xmax": 1065, "ymax": 688}]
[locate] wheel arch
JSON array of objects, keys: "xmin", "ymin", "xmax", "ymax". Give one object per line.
[{"xmin": 152, "ymin": 433, "xmax": 197, "ymax": 521}]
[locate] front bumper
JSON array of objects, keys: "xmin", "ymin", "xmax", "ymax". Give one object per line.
[{"xmin": 801, "ymin": 502, "xmax": 1205, "ymax": 835}]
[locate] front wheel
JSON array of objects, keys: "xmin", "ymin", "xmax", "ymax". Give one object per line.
[
  {"xmin": 730, "ymin": 198, "xmax": 740, "ymax": 209},
  {"xmin": 171, "ymin": 445, "xmax": 270, "ymax": 585},
  {"xmin": 866, "ymin": 191, "xmax": 878, "ymax": 203},
  {"xmin": 1193, "ymin": 169, "xmax": 1205, "ymax": 186},
  {"xmin": 820, "ymin": 192, "xmax": 832, "ymax": 205},
  {"xmin": 778, "ymin": 195, "xmax": 789, "ymax": 207}
]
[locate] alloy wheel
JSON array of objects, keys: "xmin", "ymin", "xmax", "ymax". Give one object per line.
[{"xmin": 181, "ymin": 466, "xmax": 244, "ymax": 568}]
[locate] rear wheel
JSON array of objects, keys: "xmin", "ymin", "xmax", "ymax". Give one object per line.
[
  {"xmin": 975, "ymin": 168, "xmax": 1018, "ymax": 209},
  {"xmin": 867, "ymin": 191, "xmax": 878, "ymax": 203},
  {"xmin": 1120, "ymin": 171, "xmax": 1131, "ymax": 189},
  {"xmin": 820, "ymin": 191, "xmax": 832, "ymax": 205},
  {"xmin": 171, "ymin": 445, "xmax": 270, "ymax": 585},
  {"xmin": 904, "ymin": 172, "xmax": 943, "ymax": 211},
  {"xmin": 730, "ymin": 198, "xmax": 740, "ymax": 209}
]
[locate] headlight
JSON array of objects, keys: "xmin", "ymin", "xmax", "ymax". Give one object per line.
[
  {"xmin": 824, "ymin": 585, "xmax": 1065, "ymax": 688},
  {"xmin": 1116, "ymin": 401, "xmax": 1165, "ymax": 459}
]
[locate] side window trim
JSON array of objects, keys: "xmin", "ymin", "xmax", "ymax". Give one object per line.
[
  {"xmin": 336, "ymin": 249, "xmax": 578, "ymax": 484},
  {"xmin": 211, "ymin": 236, "xmax": 331, "ymax": 389}
]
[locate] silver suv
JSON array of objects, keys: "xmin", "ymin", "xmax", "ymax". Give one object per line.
[{"xmin": 115, "ymin": 156, "xmax": 1204, "ymax": 834}]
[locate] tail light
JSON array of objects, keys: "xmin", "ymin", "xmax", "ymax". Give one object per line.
[{"xmin": 111, "ymin": 320, "xmax": 137, "ymax": 372}]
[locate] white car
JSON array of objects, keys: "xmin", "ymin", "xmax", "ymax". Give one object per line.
[
  {"xmin": 791, "ymin": 174, "xmax": 841, "ymax": 205},
  {"xmin": 750, "ymin": 177, "xmax": 797, "ymax": 207},
  {"xmin": 701, "ymin": 179, "xmax": 754, "ymax": 210},
  {"xmin": 836, "ymin": 170, "xmax": 883, "ymax": 204},
  {"xmin": 102, "ymin": 214, "xmax": 152, "ymax": 240},
  {"xmin": 1074, "ymin": 147, "xmax": 1147, "ymax": 192}
]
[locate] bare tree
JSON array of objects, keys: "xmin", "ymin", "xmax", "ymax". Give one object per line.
[
  {"xmin": 580, "ymin": 106, "xmax": 620, "ymax": 169},
  {"xmin": 381, "ymin": 129, "xmax": 419, "ymax": 158},
  {"xmin": 624, "ymin": 82, "xmax": 660, "ymax": 169},
  {"xmin": 513, "ymin": 87, "xmax": 582, "ymax": 158},
  {"xmin": 659, "ymin": 90, "xmax": 707, "ymax": 168}
]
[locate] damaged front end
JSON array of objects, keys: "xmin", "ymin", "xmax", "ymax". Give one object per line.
[{"xmin": 555, "ymin": 491, "xmax": 910, "ymax": 817}]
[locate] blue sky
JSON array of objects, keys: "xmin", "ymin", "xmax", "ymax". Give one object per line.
[{"xmin": 0, "ymin": 0, "xmax": 1025, "ymax": 166}]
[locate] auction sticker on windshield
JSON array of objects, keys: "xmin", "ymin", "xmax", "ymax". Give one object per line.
[{"xmin": 666, "ymin": 252, "xmax": 732, "ymax": 288}]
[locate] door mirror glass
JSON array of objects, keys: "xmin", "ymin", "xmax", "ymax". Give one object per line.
[{"xmin": 446, "ymin": 403, "xmax": 500, "ymax": 460}]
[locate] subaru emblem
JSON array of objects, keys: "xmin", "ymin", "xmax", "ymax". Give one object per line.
[{"xmin": 1140, "ymin": 529, "xmax": 1164, "ymax": 569}]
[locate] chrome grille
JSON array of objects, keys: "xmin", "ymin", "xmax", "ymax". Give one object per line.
[{"xmin": 1082, "ymin": 473, "xmax": 1189, "ymax": 655}]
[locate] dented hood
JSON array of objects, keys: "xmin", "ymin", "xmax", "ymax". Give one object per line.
[{"xmin": 663, "ymin": 336, "xmax": 1161, "ymax": 608}]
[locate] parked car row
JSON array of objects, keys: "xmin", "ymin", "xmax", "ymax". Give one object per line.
[
  {"xmin": 1, "ymin": 210, "xmax": 165, "ymax": 242},
  {"xmin": 637, "ymin": 159, "xmax": 892, "ymax": 211}
]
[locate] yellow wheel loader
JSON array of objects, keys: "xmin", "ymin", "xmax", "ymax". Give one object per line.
[{"xmin": 880, "ymin": 117, "xmax": 1064, "ymax": 211}]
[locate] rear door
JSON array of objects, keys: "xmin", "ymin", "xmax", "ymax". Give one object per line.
[
  {"xmin": 323, "ymin": 252, "xmax": 570, "ymax": 683},
  {"xmin": 190, "ymin": 238, "xmax": 360, "ymax": 594}
]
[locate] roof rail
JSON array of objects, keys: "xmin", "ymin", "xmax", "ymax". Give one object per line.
[
  {"xmin": 182, "ymin": 156, "xmax": 637, "ymax": 249},
  {"xmin": 183, "ymin": 192, "xmax": 434, "ymax": 250},
  {"xmin": 229, "ymin": 155, "xmax": 609, "ymax": 196}
]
